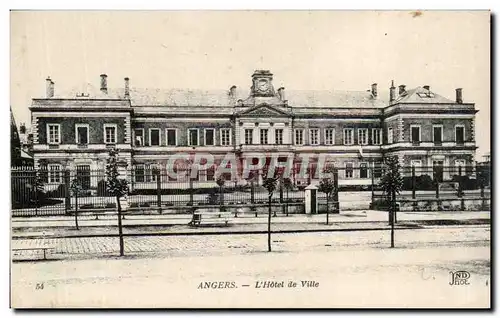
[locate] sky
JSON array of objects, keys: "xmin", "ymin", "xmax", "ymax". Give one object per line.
[{"xmin": 10, "ymin": 11, "xmax": 490, "ymax": 159}]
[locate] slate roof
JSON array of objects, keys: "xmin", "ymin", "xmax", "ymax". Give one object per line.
[
  {"xmin": 54, "ymin": 83, "xmax": 391, "ymax": 108},
  {"xmin": 393, "ymin": 86, "xmax": 456, "ymax": 104}
]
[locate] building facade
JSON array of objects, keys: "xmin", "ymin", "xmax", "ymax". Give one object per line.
[{"xmin": 29, "ymin": 70, "xmax": 477, "ymax": 189}]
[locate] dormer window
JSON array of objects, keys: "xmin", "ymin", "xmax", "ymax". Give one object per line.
[{"xmin": 417, "ymin": 92, "xmax": 436, "ymax": 98}]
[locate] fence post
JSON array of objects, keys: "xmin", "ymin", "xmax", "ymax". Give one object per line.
[
  {"xmin": 34, "ymin": 169, "xmax": 39, "ymax": 216},
  {"xmin": 458, "ymin": 166, "xmax": 465, "ymax": 211},
  {"xmin": 333, "ymin": 168, "xmax": 339, "ymax": 214},
  {"xmin": 64, "ymin": 170, "xmax": 71, "ymax": 214},
  {"xmin": 156, "ymin": 170, "xmax": 162, "ymax": 214},
  {"xmin": 279, "ymin": 177, "xmax": 284, "ymax": 215},
  {"xmin": 435, "ymin": 175, "xmax": 441, "ymax": 210},
  {"xmin": 279, "ymin": 177, "xmax": 283, "ymax": 203},
  {"xmin": 481, "ymin": 181, "xmax": 486, "ymax": 210},
  {"xmin": 411, "ymin": 166, "xmax": 416, "ymax": 211},
  {"xmin": 189, "ymin": 174, "xmax": 194, "ymax": 207},
  {"xmin": 371, "ymin": 166, "xmax": 375, "ymax": 204},
  {"xmin": 251, "ymin": 180, "xmax": 257, "ymax": 217}
]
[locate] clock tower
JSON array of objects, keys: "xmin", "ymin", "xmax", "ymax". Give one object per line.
[{"xmin": 251, "ymin": 70, "xmax": 275, "ymax": 97}]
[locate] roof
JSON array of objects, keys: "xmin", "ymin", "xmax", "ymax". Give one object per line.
[
  {"xmin": 393, "ymin": 86, "xmax": 456, "ymax": 104},
  {"xmin": 54, "ymin": 83, "xmax": 390, "ymax": 108}
]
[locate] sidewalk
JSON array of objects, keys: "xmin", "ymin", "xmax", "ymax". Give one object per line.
[{"xmin": 11, "ymin": 210, "xmax": 490, "ymax": 239}]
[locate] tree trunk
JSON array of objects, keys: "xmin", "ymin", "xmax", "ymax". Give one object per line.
[
  {"xmin": 116, "ymin": 196, "xmax": 124, "ymax": 256},
  {"xmin": 75, "ymin": 193, "xmax": 79, "ymax": 230},
  {"xmin": 268, "ymin": 194, "xmax": 272, "ymax": 252}
]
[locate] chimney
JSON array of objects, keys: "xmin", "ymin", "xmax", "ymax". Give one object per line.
[
  {"xmin": 371, "ymin": 83, "xmax": 378, "ymax": 98},
  {"xmin": 389, "ymin": 80, "xmax": 395, "ymax": 102},
  {"xmin": 100, "ymin": 74, "xmax": 108, "ymax": 94},
  {"xmin": 229, "ymin": 85, "xmax": 237, "ymax": 98},
  {"xmin": 456, "ymin": 88, "xmax": 463, "ymax": 104},
  {"xmin": 46, "ymin": 77, "xmax": 53, "ymax": 98},
  {"xmin": 277, "ymin": 87, "xmax": 285, "ymax": 101},
  {"xmin": 49, "ymin": 81, "xmax": 55, "ymax": 98},
  {"xmin": 423, "ymin": 85, "xmax": 430, "ymax": 91},
  {"xmin": 398, "ymin": 84, "xmax": 406, "ymax": 95},
  {"xmin": 124, "ymin": 77, "xmax": 130, "ymax": 99}
]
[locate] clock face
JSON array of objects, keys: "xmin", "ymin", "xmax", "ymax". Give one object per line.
[{"xmin": 257, "ymin": 79, "xmax": 269, "ymax": 92}]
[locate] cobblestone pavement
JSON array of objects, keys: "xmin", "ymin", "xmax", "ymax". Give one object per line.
[{"xmin": 11, "ymin": 226, "xmax": 490, "ymax": 261}]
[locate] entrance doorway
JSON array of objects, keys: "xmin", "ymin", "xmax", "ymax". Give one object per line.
[
  {"xmin": 76, "ymin": 165, "xmax": 91, "ymax": 190},
  {"xmin": 433, "ymin": 160, "xmax": 444, "ymax": 183}
]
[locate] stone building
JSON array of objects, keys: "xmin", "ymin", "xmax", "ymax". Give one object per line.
[{"xmin": 29, "ymin": 70, "xmax": 477, "ymax": 189}]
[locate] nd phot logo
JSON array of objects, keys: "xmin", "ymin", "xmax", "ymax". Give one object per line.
[{"xmin": 449, "ymin": 271, "xmax": 471, "ymax": 286}]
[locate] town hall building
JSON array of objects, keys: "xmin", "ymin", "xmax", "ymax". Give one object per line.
[{"xmin": 29, "ymin": 70, "xmax": 477, "ymax": 189}]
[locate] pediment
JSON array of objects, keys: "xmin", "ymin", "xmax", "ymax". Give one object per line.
[{"xmin": 238, "ymin": 104, "xmax": 290, "ymax": 117}]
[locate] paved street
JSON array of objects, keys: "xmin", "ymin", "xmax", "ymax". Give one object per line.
[
  {"xmin": 11, "ymin": 226, "xmax": 490, "ymax": 260},
  {"xmin": 11, "ymin": 234, "xmax": 490, "ymax": 308}
]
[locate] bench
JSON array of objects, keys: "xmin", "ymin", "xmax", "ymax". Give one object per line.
[
  {"xmin": 12, "ymin": 246, "xmax": 56, "ymax": 261},
  {"xmin": 189, "ymin": 209, "xmax": 231, "ymax": 227}
]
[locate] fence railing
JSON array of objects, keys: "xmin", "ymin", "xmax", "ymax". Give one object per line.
[{"xmin": 11, "ymin": 163, "xmax": 490, "ymax": 216}]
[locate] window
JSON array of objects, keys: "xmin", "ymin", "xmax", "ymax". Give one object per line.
[
  {"xmin": 373, "ymin": 162, "xmax": 383, "ymax": 178},
  {"xmin": 245, "ymin": 129, "xmax": 253, "ymax": 145},
  {"xmin": 104, "ymin": 124, "xmax": 117, "ymax": 144},
  {"xmin": 410, "ymin": 125, "xmax": 421, "ymax": 144},
  {"xmin": 325, "ymin": 128, "xmax": 335, "ymax": 145},
  {"xmin": 48, "ymin": 164, "xmax": 61, "ymax": 183},
  {"xmin": 205, "ymin": 129, "xmax": 215, "ymax": 146},
  {"xmin": 75, "ymin": 124, "xmax": 89, "ymax": 145},
  {"xmin": 309, "ymin": 129, "xmax": 319, "ymax": 145},
  {"xmin": 134, "ymin": 128, "xmax": 144, "ymax": 147},
  {"xmin": 275, "ymin": 129, "xmax": 284, "ymax": 145},
  {"xmin": 149, "ymin": 129, "xmax": 161, "ymax": 146},
  {"xmin": 220, "ymin": 128, "xmax": 231, "ymax": 146},
  {"xmin": 433, "ymin": 125, "xmax": 443, "ymax": 144},
  {"xmin": 359, "ymin": 162, "xmax": 369, "ymax": 179},
  {"xmin": 47, "ymin": 124, "xmax": 60, "ymax": 144},
  {"xmin": 455, "ymin": 125, "xmax": 465, "ymax": 144},
  {"xmin": 358, "ymin": 128, "xmax": 368, "ymax": 145},
  {"xmin": 343, "ymin": 129, "xmax": 354, "ymax": 145},
  {"xmin": 295, "ymin": 129, "xmax": 304, "ymax": 145},
  {"xmin": 135, "ymin": 164, "xmax": 145, "ymax": 182},
  {"xmin": 345, "ymin": 162, "xmax": 354, "ymax": 178},
  {"xmin": 388, "ymin": 127, "xmax": 394, "ymax": 144},
  {"xmin": 411, "ymin": 160, "xmax": 422, "ymax": 176},
  {"xmin": 145, "ymin": 164, "xmax": 159, "ymax": 182},
  {"xmin": 372, "ymin": 128, "xmax": 382, "ymax": 145},
  {"xmin": 260, "ymin": 129, "xmax": 268, "ymax": 145},
  {"xmin": 188, "ymin": 129, "xmax": 199, "ymax": 146},
  {"xmin": 166, "ymin": 129, "xmax": 177, "ymax": 146}
]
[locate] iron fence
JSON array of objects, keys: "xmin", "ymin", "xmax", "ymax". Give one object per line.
[{"xmin": 11, "ymin": 163, "xmax": 490, "ymax": 217}]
